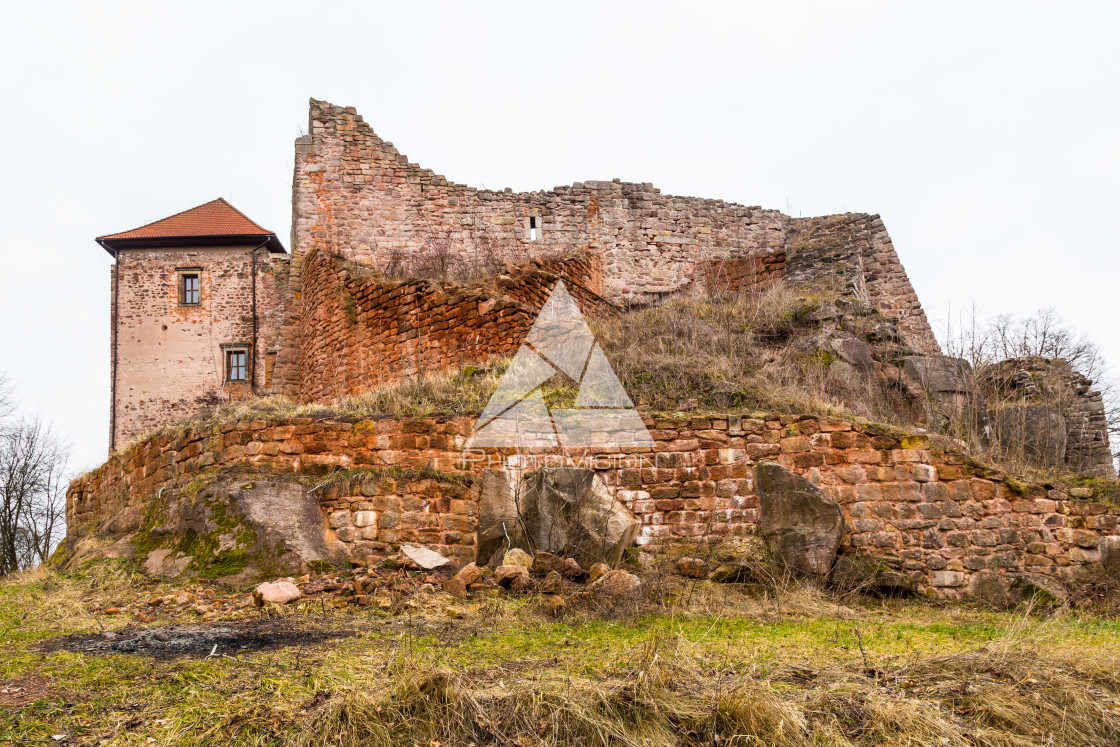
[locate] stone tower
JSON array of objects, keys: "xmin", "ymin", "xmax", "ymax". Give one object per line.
[{"xmin": 97, "ymin": 198, "xmax": 288, "ymax": 451}]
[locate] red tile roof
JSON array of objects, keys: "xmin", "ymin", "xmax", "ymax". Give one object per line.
[{"xmin": 99, "ymin": 198, "xmax": 275, "ymax": 240}]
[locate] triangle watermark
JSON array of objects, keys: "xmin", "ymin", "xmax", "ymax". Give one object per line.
[{"xmin": 465, "ymin": 281, "xmax": 654, "ymax": 449}]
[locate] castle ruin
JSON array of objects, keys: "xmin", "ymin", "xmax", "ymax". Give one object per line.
[{"xmin": 67, "ymin": 99, "xmax": 1119, "ymax": 599}]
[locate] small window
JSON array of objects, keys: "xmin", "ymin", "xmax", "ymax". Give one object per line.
[
  {"xmin": 180, "ymin": 273, "xmax": 199, "ymax": 305},
  {"xmin": 529, "ymin": 216, "xmax": 539, "ymax": 241},
  {"xmin": 226, "ymin": 349, "xmax": 247, "ymax": 381}
]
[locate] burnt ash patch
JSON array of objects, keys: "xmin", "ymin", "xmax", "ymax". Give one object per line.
[{"xmin": 42, "ymin": 619, "xmax": 357, "ymax": 660}]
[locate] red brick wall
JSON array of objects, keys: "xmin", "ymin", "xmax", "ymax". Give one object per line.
[
  {"xmin": 68, "ymin": 413, "xmax": 1120, "ymax": 596},
  {"xmin": 295, "ymin": 249, "xmax": 615, "ymax": 404},
  {"xmin": 695, "ymin": 251, "xmax": 786, "ymax": 295}
]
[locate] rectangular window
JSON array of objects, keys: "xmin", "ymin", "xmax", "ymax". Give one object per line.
[
  {"xmin": 180, "ymin": 273, "xmax": 199, "ymax": 305},
  {"xmin": 226, "ymin": 350, "xmax": 246, "ymax": 381},
  {"xmin": 529, "ymin": 216, "xmax": 539, "ymax": 241}
]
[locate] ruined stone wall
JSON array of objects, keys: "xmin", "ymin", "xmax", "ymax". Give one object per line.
[
  {"xmin": 694, "ymin": 252, "xmax": 786, "ymax": 295},
  {"xmin": 291, "ymin": 100, "xmax": 938, "ymax": 348},
  {"xmin": 68, "ymin": 413, "xmax": 1120, "ymax": 596},
  {"xmin": 988, "ymin": 358, "xmax": 1115, "ymax": 477},
  {"xmin": 296, "ymin": 250, "xmax": 615, "ymax": 404},
  {"xmin": 788, "ymin": 214, "xmax": 939, "ymax": 355},
  {"xmin": 111, "ymin": 246, "xmax": 285, "ymax": 448},
  {"xmin": 294, "ymin": 100, "xmax": 789, "ymax": 305}
]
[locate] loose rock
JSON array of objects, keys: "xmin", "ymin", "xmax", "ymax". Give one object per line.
[{"xmin": 252, "ymin": 581, "xmax": 302, "ymax": 606}]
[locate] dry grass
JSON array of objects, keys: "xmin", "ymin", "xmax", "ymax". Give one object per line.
[
  {"xmin": 593, "ymin": 283, "xmax": 910, "ymax": 423},
  {"xmin": 130, "ymin": 282, "xmax": 913, "ymax": 452},
  {"xmin": 5, "ymin": 565, "xmax": 1120, "ymax": 745}
]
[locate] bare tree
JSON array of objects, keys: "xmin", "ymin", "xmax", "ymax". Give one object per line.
[{"xmin": 0, "ymin": 375, "xmax": 69, "ymax": 575}]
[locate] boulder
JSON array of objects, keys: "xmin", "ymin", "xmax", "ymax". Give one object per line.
[
  {"xmin": 968, "ymin": 571, "xmax": 1012, "ymax": 609},
  {"xmin": 756, "ymin": 462, "xmax": 844, "ymax": 577},
  {"xmin": 588, "ymin": 562, "xmax": 610, "ymax": 583},
  {"xmin": 677, "ymin": 557, "xmax": 708, "ymax": 579},
  {"xmin": 831, "ymin": 553, "xmax": 913, "ymax": 594},
  {"xmin": 476, "ymin": 470, "xmax": 532, "ymax": 568},
  {"xmin": 494, "ymin": 565, "xmax": 531, "ymax": 591},
  {"xmin": 453, "ymin": 562, "xmax": 483, "ymax": 586},
  {"xmin": 1100, "ymin": 536, "xmax": 1120, "ymax": 570},
  {"xmin": 703, "ymin": 536, "xmax": 770, "ymax": 582},
  {"xmin": 589, "ymin": 569, "xmax": 642, "ymax": 600},
  {"xmin": 253, "ymin": 580, "xmax": 302, "ymax": 606},
  {"xmin": 399, "ymin": 545, "xmax": 450, "ymax": 570},
  {"xmin": 502, "ymin": 548, "xmax": 534, "ymax": 567},
  {"xmin": 477, "ymin": 468, "xmax": 640, "ymax": 569}
]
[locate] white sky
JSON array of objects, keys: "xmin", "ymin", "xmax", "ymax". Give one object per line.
[{"xmin": 1, "ymin": 1, "xmax": 1117, "ymax": 473}]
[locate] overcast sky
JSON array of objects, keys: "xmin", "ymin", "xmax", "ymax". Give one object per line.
[{"xmin": 1, "ymin": 1, "xmax": 1117, "ymax": 473}]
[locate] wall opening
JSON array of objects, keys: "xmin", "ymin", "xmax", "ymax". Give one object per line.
[{"xmin": 528, "ymin": 216, "xmax": 540, "ymax": 241}]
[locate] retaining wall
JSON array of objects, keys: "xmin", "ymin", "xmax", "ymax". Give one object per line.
[{"xmin": 67, "ymin": 413, "xmax": 1120, "ymax": 596}]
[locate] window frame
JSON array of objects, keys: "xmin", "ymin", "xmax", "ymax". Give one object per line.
[
  {"xmin": 220, "ymin": 343, "xmax": 251, "ymax": 383},
  {"xmin": 176, "ymin": 267, "xmax": 202, "ymax": 306}
]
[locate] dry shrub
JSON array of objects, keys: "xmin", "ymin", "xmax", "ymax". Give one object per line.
[{"xmin": 593, "ymin": 282, "xmax": 909, "ymax": 423}]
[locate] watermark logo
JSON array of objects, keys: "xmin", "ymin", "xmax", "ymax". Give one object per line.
[{"xmin": 464, "ymin": 281, "xmax": 654, "ymax": 449}]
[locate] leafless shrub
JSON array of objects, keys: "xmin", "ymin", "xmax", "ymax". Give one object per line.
[
  {"xmin": 0, "ymin": 375, "xmax": 70, "ymax": 575},
  {"xmin": 940, "ymin": 306, "xmax": 1119, "ymax": 476}
]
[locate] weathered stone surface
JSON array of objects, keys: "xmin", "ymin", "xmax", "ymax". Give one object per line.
[
  {"xmin": 831, "ymin": 554, "xmax": 913, "ymax": 593},
  {"xmin": 454, "ymin": 562, "xmax": 482, "ymax": 586},
  {"xmin": 521, "ymin": 468, "xmax": 641, "ymax": 568},
  {"xmin": 400, "ymin": 545, "xmax": 451, "ymax": 570},
  {"xmin": 478, "ymin": 468, "xmax": 640, "ymax": 569},
  {"xmin": 494, "ymin": 565, "xmax": 531, "ymax": 591},
  {"xmin": 476, "ymin": 470, "xmax": 530, "ymax": 568},
  {"xmin": 756, "ymin": 462, "xmax": 844, "ymax": 577},
  {"xmin": 442, "ymin": 576, "xmax": 467, "ymax": 600},
  {"xmin": 993, "ymin": 404, "xmax": 1067, "ymax": 468},
  {"xmin": 588, "ymin": 562, "xmax": 610, "ymax": 583},
  {"xmin": 588, "ymin": 569, "xmax": 642, "ymax": 600},
  {"xmin": 1100, "ymin": 536, "xmax": 1120, "ymax": 570},
  {"xmin": 677, "ymin": 557, "xmax": 708, "ymax": 579},
  {"xmin": 969, "ymin": 571, "xmax": 1012, "ymax": 609},
  {"xmin": 253, "ymin": 580, "xmax": 301, "ymax": 606},
  {"xmin": 531, "ymin": 551, "xmax": 587, "ymax": 580},
  {"xmin": 544, "ymin": 595, "xmax": 566, "ymax": 616},
  {"xmin": 126, "ymin": 478, "xmax": 347, "ymax": 582},
  {"xmin": 540, "ymin": 571, "xmax": 563, "ymax": 594},
  {"xmin": 502, "ymin": 548, "xmax": 534, "ymax": 568}
]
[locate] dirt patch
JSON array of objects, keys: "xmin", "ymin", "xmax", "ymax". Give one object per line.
[
  {"xmin": 41, "ymin": 618, "xmax": 358, "ymax": 660},
  {"xmin": 0, "ymin": 678, "xmax": 57, "ymax": 707}
]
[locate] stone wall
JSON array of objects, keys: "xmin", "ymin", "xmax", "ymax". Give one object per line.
[
  {"xmin": 294, "ymin": 249, "xmax": 614, "ymax": 404},
  {"xmin": 988, "ymin": 357, "xmax": 1115, "ymax": 477},
  {"xmin": 788, "ymin": 214, "xmax": 939, "ymax": 355},
  {"xmin": 67, "ymin": 413, "xmax": 1120, "ymax": 596},
  {"xmin": 290, "ymin": 99, "xmax": 939, "ymax": 353},
  {"xmin": 110, "ymin": 245, "xmax": 288, "ymax": 448}
]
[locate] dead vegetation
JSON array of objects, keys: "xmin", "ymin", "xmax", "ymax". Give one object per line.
[{"xmin": 5, "ymin": 559, "xmax": 1120, "ymax": 745}]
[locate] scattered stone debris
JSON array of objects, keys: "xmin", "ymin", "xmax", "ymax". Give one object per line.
[
  {"xmin": 252, "ymin": 580, "xmax": 302, "ymax": 606},
  {"xmin": 399, "ymin": 544, "xmax": 451, "ymax": 570}
]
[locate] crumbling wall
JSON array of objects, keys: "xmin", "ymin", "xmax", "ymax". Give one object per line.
[
  {"xmin": 68, "ymin": 413, "xmax": 1120, "ymax": 596},
  {"xmin": 296, "ymin": 249, "xmax": 615, "ymax": 404},
  {"xmin": 788, "ymin": 214, "xmax": 940, "ymax": 355},
  {"xmin": 295, "ymin": 99, "xmax": 791, "ymax": 304},
  {"xmin": 987, "ymin": 358, "xmax": 1115, "ymax": 477}
]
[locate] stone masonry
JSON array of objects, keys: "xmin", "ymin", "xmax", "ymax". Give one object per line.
[{"xmin": 67, "ymin": 413, "xmax": 1120, "ymax": 597}]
